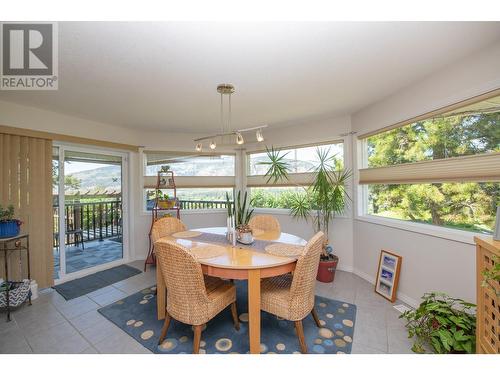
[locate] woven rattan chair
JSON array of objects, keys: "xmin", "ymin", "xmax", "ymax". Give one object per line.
[
  {"xmin": 260, "ymin": 231, "xmax": 325, "ymax": 353},
  {"xmin": 248, "ymin": 214, "xmax": 281, "ymax": 233},
  {"xmin": 155, "ymin": 240, "xmax": 240, "ymax": 353},
  {"xmin": 151, "ymin": 216, "xmax": 187, "ymax": 243}
]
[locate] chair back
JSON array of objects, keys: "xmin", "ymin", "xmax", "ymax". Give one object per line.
[
  {"xmin": 155, "ymin": 240, "xmax": 210, "ymax": 325},
  {"xmin": 289, "ymin": 231, "xmax": 325, "ymax": 319},
  {"xmin": 248, "ymin": 215, "xmax": 281, "ymax": 232},
  {"xmin": 151, "ymin": 217, "xmax": 187, "ymax": 243}
]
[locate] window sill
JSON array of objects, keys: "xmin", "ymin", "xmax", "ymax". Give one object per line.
[{"xmin": 355, "ymin": 214, "xmax": 491, "ymax": 245}]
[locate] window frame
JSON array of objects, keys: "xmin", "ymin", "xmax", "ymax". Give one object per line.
[
  {"xmin": 141, "ymin": 150, "xmax": 238, "ymax": 214},
  {"xmin": 245, "ymin": 139, "xmax": 350, "ymax": 217},
  {"xmin": 356, "ymin": 88, "xmax": 500, "ymax": 244}
]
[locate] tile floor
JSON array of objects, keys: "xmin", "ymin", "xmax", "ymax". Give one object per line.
[{"xmin": 0, "ymin": 262, "xmax": 414, "ymax": 354}]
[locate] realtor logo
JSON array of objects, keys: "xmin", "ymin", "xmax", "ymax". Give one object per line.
[{"xmin": 1, "ymin": 22, "xmax": 58, "ymax": 90}]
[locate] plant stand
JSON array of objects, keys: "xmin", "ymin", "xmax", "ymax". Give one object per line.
[
  {"xmin": 0, "ymin": 234, "xmax": 31, "ymax": 321},
  {"xmin": 144, "ymin": 171, "xmax": 181, "ymax": 271}
]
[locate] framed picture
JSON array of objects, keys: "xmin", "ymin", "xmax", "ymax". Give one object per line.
[{"xmin": 375, "ymin": 250, "xmax": 402, "ymax": 302}]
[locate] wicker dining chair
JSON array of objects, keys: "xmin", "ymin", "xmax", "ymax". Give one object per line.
[
  {"xmin": 260, "ymin": 231, "xmax": 325, "ymax": 353},
  {"xmin": 151, "ymin": 216, "xmax": 187, "ymax": 244},
  {"xmin": 155, "ymin": 240, "xmax": 240, "ymax": 353},
  {"xmin": 248, "ymin": 214, "xmax": 281, "ymax": 232}
]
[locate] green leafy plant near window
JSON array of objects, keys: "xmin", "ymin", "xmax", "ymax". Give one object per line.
[
  {"xmin": 259, "ymin": 146, "xmax": 351, "ymax": 258},
  {"xmin": 399, "ymin": 292, "xmax": 476, "ymax": 354}
]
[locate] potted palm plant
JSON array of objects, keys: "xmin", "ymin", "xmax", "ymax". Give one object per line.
[
  {"xmin": 226, "ymin": 191, "xmax": 255, "ymax": 244},
  {"xmin": 259, "ymin": 146, "xmax": 351, "ymax": 283}
]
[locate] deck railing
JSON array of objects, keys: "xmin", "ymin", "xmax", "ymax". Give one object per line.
[
  {"xmin": 54, "ymin": 199, "xmax": 229, "ymax": 247},
  {"xmin": 53, "ymin": 200, "xmax": 122, "ymax": 247}
]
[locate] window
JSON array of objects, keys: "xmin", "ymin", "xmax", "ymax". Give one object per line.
[
  {"xmin": 249, "ymin": 187, "xmax": 305, "ymax": 209},
  {"xmin": 143, "ymin": 151, "xmax": 235, "ymax": 211},
  {"xmin": 359, "ymin": 92, "xmax": 500, "ymax": 234},
  {"xmin": 247, "ymin": 141, "xmax": 344, "ymax": 208},
  {"xmin": 248, "ymin": 142, "xmax": 344, "ymax": 175}
]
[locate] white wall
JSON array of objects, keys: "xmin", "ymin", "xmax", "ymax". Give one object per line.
[{"xmin": 350, "ymin": 40, "xmax": 500, "ymax": 306}]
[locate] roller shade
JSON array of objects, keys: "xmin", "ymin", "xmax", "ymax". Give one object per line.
[
  {"xmin": 247, "ymin": 173, "xmax": 315, "ymax": 187},
  {"xmin": 359, "ymin": 152, "xmax": 500, "ymax": 185},
  {"xmin": 144, "ymin": 175, "xmax": 236, "ymax": 189}
]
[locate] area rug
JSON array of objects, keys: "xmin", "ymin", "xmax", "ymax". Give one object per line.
[
  {"xmin": 98, "ymin": 281, "xmax": 357, "ymax": 354},
  {"xmin": 54, "ymin": 265, "xmax": 141, "ymax": 300}
]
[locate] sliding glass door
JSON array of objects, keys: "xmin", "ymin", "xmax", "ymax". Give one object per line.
[{"xmin": 53, "ymin": 145, "xmax": 128, "ymax": 281}]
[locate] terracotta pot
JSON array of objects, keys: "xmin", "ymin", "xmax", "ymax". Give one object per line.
[{"xmin": 316, "ymin": 256, "xmax": 339, "ymax": 283}]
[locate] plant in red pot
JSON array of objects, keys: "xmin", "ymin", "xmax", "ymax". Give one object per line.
[
  {"xmin": 259, "ymin": 147, "xmax": 351, "ymax": 284},
  {"xmin": 0, "ymin": 204, "xmax": 23, "ymax": 238}
]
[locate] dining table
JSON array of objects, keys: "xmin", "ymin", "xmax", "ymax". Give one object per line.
[{"xmin": 154, "ymin": 226, "xmax": 307, "ymax": 354}]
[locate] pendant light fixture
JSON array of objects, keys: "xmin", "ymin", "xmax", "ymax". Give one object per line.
[{"xmin": 194, "ymin": 84, "xmax": 267, "ymax": 151}]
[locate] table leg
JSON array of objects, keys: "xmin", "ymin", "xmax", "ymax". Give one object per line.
[
  {"xmin": 156, "ymin": 257, "xmax": 166, "ymax": 320},
  {"xmin": 248, "ymin": 269, "xmax": 261, "ymax": 354}
]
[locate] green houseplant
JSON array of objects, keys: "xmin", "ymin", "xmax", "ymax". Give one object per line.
[
  {"xmin": 0, "ymin": 204, "xmax": 23, "ymax": 238},
  {"xmin": 259, "ymin": 146, "xmax": 351, "ymax": 282},
  {"xmin": 399, "ymin": 292, "xmax": 476, "ymax": 353},
  {"xmin": 226, "ymin": 191, "xmax": 254, "ymax": 233}
]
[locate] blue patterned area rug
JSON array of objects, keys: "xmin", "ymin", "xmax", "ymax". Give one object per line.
[{"xmin": 98, "ymin": 281, "xmax": 357, "ymax": 354}]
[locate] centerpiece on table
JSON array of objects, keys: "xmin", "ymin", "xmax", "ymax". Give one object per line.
[{"xmin": 226, "ymin": 191, "xmax": 254, "ymax": 245}]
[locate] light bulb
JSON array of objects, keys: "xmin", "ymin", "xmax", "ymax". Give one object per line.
[
  {"xmin": 195, "ymin": 143, "xmax": 202, "ymax": 152},
  {"xmin": 236, "ymin": 133, "xmax": 244, "ymax": 145},
  {"xmin": 210, "ymin": 140, "xmax": 217, "ymax": 150},
  {"xmin": 256, "ymin": 129, "xmax": 264, "ymax": 142}
]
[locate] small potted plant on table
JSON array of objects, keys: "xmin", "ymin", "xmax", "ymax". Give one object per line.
[
  {"xmin": 0, "ymin": 204, "xmax": 23, "ymax": 238},
  {"xmin": 259, "ymin": 146, "xmax": 351, "ymax": 283}
]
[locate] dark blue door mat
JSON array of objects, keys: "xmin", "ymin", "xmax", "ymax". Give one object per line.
[
  {"xmin": 54, "ymin": 265, "xmax": 142, "ymax": 300},
  {"xmin": 98, "ymin": 281, "xmax": 357, "ymax": 354}
]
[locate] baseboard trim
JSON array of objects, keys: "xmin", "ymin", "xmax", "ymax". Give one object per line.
[{"xmin": 352, "ymin": 268, "xmax": 420, "ymax": 308}]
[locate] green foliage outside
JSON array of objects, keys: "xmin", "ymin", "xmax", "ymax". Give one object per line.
[{"xmin": 367, "ymin": 112, "xmax": 500, "ymax": 233}]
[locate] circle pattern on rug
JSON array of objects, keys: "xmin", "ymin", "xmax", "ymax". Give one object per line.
[
  {"xmin": 334, "ymin": 339, "xmax": 346, "ymax": 348},
  {"xmin": 179, "ymin": 336, "xmax": 188, "ymax": 343},
  {"xmin": 143, "ymin": 294, "xmax": 154, "ymax": 300},
  {"xmin": 134, "ymin": 321, "xmax": 144, "ymax": 328},
  {"xmin": 313, "ymin": 345, "xmax": 325, "ymax": 354},
  {"xmin": 126, "ymin": 319, "xmax": 135, "ymax": 326},
  {"xmin": 319, "ymin": 320, "xmax": 326, "ymax": 326},
  {"xmin": 139, "ymin": 299, "xmax": 148, "ymax": 305},
  {"xmin": 342, "ymin": 303, "xmax": 349, "ymax": 308},
  {"xmin": 276, "ymin": 343, "xmax": 286, "ymax": 351},
  {"xmin": 343, "ymin": 335, "xmax": 352, "ymax": 343},
  {"xmin": 158, "ymin": 338, "xmax": 178, "ymax": 352},
  {"xmin": 215, "ymin": 338, "xmax": 232, "ymax": 352},
  {"xmin": 314, "ymin": 338, "xmax": 323, "ymax": 345},
  {"xmin": 239, "ymin": 313, "xmax": 248, "ymax": 322},
  {"xmin": 319, "ymin": 302, "xmax": 327, "ymax": 308},
  {"xmin": 337, "ymin": 308, "xmax": 345, "ymax": 313},
  {"xmin": 260, "ymin": 343, "xmax": 268, "ymax": 353},
  {"xmin": 141, "ymin": 330, "xmax": 154, "ymax": 340},
  {"xmin": 318, "ymin": 328, "xmax": 334, "ymax": 338},
  {"xmin": 200, "ymin": 340, "xmax": 206, "ymax": 348},
  {"xmin": 335, "ymin": 330, "xmax": 344, "ymax": 337},
  {"xmin": 342, "ymin": 319, "xmax": 354, "ymax": 327},
  {"xmin": 323, "ymin": 339, "xmax": 333, "ymax": 346},
  {"xmin": 326, "ymin": 313, "xmax": 334, "ymax": 319}
]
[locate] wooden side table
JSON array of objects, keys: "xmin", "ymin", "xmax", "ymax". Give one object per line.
[{"xmin": 0, "ymin": 234, "xmax": 31, "ymax": 321}]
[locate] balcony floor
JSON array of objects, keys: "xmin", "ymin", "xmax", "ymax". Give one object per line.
[{"xmin": 53, "ymin": 238, "xmax": 123, "ymax": 279}]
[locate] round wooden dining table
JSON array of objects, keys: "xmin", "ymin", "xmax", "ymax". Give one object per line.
[{"xmin": 154, "ymin": 226, "xmax": 307, "ymax": 354}]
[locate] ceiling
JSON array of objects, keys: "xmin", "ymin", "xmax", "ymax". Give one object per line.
[{"xmin": 1, "ymin": 22, "xmax": 500, "ymax": 133}]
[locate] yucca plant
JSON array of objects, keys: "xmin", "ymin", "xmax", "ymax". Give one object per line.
[{"xmin": 258, "ymin": 146, "xmax": 351, "ymax": 257}]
